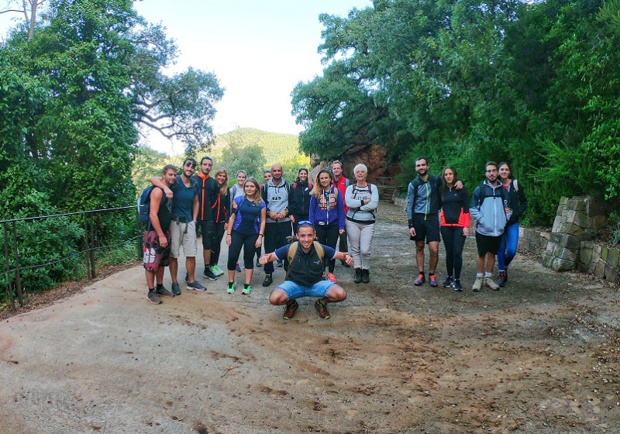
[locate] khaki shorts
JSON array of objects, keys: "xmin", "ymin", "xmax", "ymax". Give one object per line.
[{"xmin": 170, "ymin": 220, "xmax": 197, "ymax": 258}]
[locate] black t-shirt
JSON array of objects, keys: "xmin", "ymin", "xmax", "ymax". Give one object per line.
[{"xmin": 274, "ymin": 243, "xmax": 337, "ymax": 286}]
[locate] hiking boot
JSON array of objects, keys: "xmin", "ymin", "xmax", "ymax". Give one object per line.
[
  {"xmin": 262, "ymin": 274, "xmax": 273, "ymax": 287},
  {"xmin": 414, "ymin": 273, "xmax": 425, "ymax": 286},
  {"xmin": 327, "ymin": 273, "xmax": 337, "ymax": 283},
  {"xmin": 171, "ymin": 282, "xmax": 181, "ymax": 296},
  {"xmin": 497, "ymin": 271, "xmax": 507, "ymax": 287},
  {"xmin": 452, "ymin": 279, "xmax": 463, "ymax": 292},
  {"xmin": 242, "ymin": 284, "xmax": 252, "ymax": 295},
  {"xmin": 203, "ymin": 266, "xmax": 217, "ymax": 281},
  {"xmin": 147, "ymin": 290, "xmax": 162, "ymax": 305},
  {"xmin": 442, "ymin": 277, "xmax": 454, "ymax": 288},
  {"xmin": 227, "ymin": 281, "xmax": 236, "ymax": 294},
  {"xmin": 277, "ymin": 260, "xmax": 283, "ymax": 268},
  {"xmin": 341, "ymin": 260, "xmax": 351, "ymax": 268},
  {"xmin": 429, "ymin": 274, "xmax": 438, "ymax": 287},
  {"xmin": 235, "ymin": 262, "xmax": 241, "ymax": 272},
  {"xmin": 354, "ymin": 268, "xmax": 362, "ymax": 284},
  {"xmin": 314, "ymin": 299, "xmax": 331, "ymax": 319},
  {"xmin": 485, "ymin": 277, "xmax": 500, "ymax": 291},
  {"xmin": 361, "ymin": 269, "xmax": 370, "ymax": 284},
  {"xmin": 156, "ymin": 285, "xmax": 174, "ymax": 297},
  {"xmin": 283, "ymin": 300, "xmax": 299, "ymax": 320},
  {"xmin": 187, "ymin": 280, "xmax": 207, "ymax": 291},
  {"xmin": 472, "ymin": 277, "xmax": 483, "ymax": 292}
]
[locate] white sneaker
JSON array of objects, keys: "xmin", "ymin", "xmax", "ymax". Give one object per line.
[
  {"xmin": 485, "ymin": 277, "xmax": 500, "ymax": 291},
  {"xmin": 472, "ymin": 277, "xmax": 483, "ymax": 292}
]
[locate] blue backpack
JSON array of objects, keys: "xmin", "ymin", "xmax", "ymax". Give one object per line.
[{"xmin": 137, "ymin": 186, "xmax": 155, "ymax": 225}]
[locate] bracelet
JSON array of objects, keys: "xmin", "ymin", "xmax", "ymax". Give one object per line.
[
  {"xmin": 227, "ymin": 233, "xmax": 231, "ymax": 236},
  {"xmin": 258, "ymin": 234, "xmax": 264, "ymax": 237}
]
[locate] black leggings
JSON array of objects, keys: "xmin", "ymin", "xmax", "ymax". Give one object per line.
[
  {"xmin": 228, "ymin": 231, "xmax": 258, "ymax": 271},
  {"xmin": 441, "ymin": 226, "xmax": 467, "ymax": 280},
  {"xmin": 315, "ymin": 223, "xmax": 340, "ymax": 273},
  {"xmin": 210, "ymin": 222, "xmax": 226, "ymax": 266}
]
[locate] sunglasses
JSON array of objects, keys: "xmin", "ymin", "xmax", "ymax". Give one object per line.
[
  {"xmin": 297, "ymin": 220, "xmax": 313, "ymax": 226},
  {"xmin": 184, "ymin": 162, "xmax": 196, "ymax": 168}
]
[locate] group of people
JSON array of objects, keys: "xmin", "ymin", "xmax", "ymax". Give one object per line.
[
  {"xmin": 141, "ymin": 158, "xmax": 379, "ymax": 320},
  {"xmin": 142, "ymin": 155, "xmax": 526, "ymax": 319},
  {"xmin": 406, "ymin": 158, "xmax": 527, "ymax": 292}
]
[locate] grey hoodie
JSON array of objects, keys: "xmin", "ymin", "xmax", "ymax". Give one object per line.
[{"xmin": 469, "ymin": 180, "xmax": 511, "ymax": 237}]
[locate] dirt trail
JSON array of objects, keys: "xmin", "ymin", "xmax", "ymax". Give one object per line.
[{"xmin": 1, "ymin": 202, "xmax": 619, "ymax": 433}]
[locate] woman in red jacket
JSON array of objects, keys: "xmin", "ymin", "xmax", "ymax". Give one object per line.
[{"xmin": 440, "ymin": 166, "xmax": 470, "ymax": 291}]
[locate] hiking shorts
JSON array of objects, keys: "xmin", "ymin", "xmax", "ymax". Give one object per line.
[
  {"xmin": 143, "ymin": 230, "xmax": 171, "ymax": 271},
  {"xmin": 170, "ymin": 220, "xmax": 197, "ymax": 258},
  {"xmin": 412, "ymin": 214, "xmax": 440, "ymax": 244},
  {"xmin": 276, "ymin": 279, "xmax": 335, "ymax": 300},
  {"xmin": 475, "ymin": 232, "xmax": 502, "ymax": 256}
]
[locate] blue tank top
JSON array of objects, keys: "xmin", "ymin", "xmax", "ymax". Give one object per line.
[{"xmin": 171, "ymin": 175, "xmax": 197, "ymax": 220}]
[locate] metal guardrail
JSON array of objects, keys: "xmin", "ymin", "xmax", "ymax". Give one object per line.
[{"xmin": 1, "ymin": 206, "xmax": 140, "ymax": 307}]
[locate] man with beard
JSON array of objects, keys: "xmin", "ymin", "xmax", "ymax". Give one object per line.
[
  {"xmin": 407, "ymin": 157, "xmax": 462, "ymax": 288},
  {"xmin": 151, "ymin": 158, "xmax": 206, "ymax": 294},
  {"xmin": 469, "ymin": 161, "xmax": 511, "ymax": 292},
  {"xmin": 261, "ymin": 163, "xmax": 297, "ymax": 287},
  {"xmin": 143, "ymin": 165, "xmax": 177, "ymax": 304},
  {"xmin": 260, "ymin": 222, "xmax": 354, "ymax": 320},
  {"xmin": 194, "ymin": 156, "xmax": 220, "ymax": 280}
]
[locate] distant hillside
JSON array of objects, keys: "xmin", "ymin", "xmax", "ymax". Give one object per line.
[{"xmin": 213, "ymin": 128, "xmax": 305, "ymax": 166}]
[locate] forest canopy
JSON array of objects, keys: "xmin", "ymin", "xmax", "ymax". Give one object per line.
[{"xmin": 291, "ymin": 0, "xmax": 620, "ymax": 225}]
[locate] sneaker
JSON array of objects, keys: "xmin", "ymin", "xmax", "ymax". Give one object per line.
[
  {"xmin": 171, "ymin": 282, "xmax": 181, "ymax": 296},
  {"xmin": 276, "ymin": 260, "xmax": 283, "ymax": 268},
  {"xmin": 227, "ymin": 281, "xmax": 236, "ymax": 294},
  {"xmin": 235, "ymin": 262, "xmax": 241, "ymax": 272},
  {"xmin": 262, "ymin": 274, "xmax": 273, "ymax": 287},
  {"xmin": 147, "ymin": 290, "xmax": 162, "ymax": 305},
  {"xmin": 203, "ymin": 266, "xmax": 217, "ymax": 281},
  {"xmin": 242, "ymin": 284, "xmax": 252, "ymax": 295},
  {"xmin": 327, "ymin": 273, "xmax": 337, "ymax": 283},
  {"xmin": 354, "ymin": 268, "xmax": 362, "ymax": 284},
  {"xmin": 361, "ymin": 269, "xmax": 370, "ymax": 284},
  {"xmin": 485, "ymin": 277, "xmax": 500, "ymax": 291},
  {"xmin": 155, "ymin": 285, "xmax": 174, "ymax": 297},
  {"xmin": 472, "ymin": 277, "xmax": 483, "ymax": 292},
  {"xmin": 283, "ymin": 300, "xmax": 299, "ymax": 320},
  {"xmin": 187, "ymin": 280, "xmax": 207, "ymax": 291},
  {"xmin": 184, "ymin": 273, "xmax": 189, "ymax": 283},
  {"xmin": 497, "ymin": 271, "xmax": 507, "ymax": 287},
  {"xmin": 211, "ymin": 264, "xmax": 225, "ymax": 277},
  {"xmin": 414, "ymin": 273, "xmax": 425, "ymax": 286},
  {"xmin": 452, "ymin": 279, "xmax": 463, "ymax": 292},
  {"xmin": 429, "ymin": 274, "xmax": 438, "ymax": 287},
  {"xmin": 314, "ymin": 299, "xmax": 330, "ymax": 319},
  {"xmin": 341, "ymin": 260, "xmax": 351, "ymax": 268},
  {"xmin": 442, "ymin": 277, "xmax": 454, "ymax": 288}
]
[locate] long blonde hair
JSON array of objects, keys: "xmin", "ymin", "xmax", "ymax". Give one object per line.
[
  {"xmin": 311, "ymin": 169, "xmax": 334, "ymax": 199},
  {"xmin": 244, "ymin": 178, "xmax": 263, "ymax": 203},
  {"xmin": 214, "ymin": 168, "xmax": 229, "ymax": 195}
]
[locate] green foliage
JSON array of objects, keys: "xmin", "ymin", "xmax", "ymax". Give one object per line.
[
  {"xmin": 210, "ymin": 128, "xmax": 308, "ymax": 182},
  {"xmin": 293, "ymin": 0, "xmax": 620, "ymax": 226}
]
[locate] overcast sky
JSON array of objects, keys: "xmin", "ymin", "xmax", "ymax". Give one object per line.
[{"xmin": 133, "ymin": 0, "xmax": 372, "ymax": 154}]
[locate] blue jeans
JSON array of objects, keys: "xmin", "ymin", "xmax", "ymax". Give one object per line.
[{"xmin": 497, "ymin": 222, "xmax": 519, "ymax": 271}]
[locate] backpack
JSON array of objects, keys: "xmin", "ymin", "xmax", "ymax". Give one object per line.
[
  {"xmin": 285, "ymin": 241, "xmax": 326, "ymax": 280},
  {"xmin": 350, "ymin": 183, "xmax": 376, "ymax": 216},
  {"xmin": 138, "ymin": 186, "xmax": 155, "ymax": 225}
]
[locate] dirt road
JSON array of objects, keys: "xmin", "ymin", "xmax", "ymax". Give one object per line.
[{"xmin": 1, "ymin": 202, "xmax": 619, "ymax": 433}]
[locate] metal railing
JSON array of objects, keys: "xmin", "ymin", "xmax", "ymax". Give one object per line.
[{"xmin": 1, "ymin": 206, "xmax": 140, "ymax": 307}]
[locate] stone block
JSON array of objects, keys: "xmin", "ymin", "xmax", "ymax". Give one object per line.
[
  {"xmin": 561, "ymin": 234, "xmax": 581, "ymax": 250},
  {"xmin": 578, "ymin": 243, "xmax": 593, "ymax": 269},
  {"xmin": 552, "ymin": 216, "xmax": 566, "ymax": 233},
  {"xmin": 571, "ymin": 212, "xmax": 594, "ymax": 230},
  {"xmin": 605, "ymin": 265, "xmax": 618, "ymax": 283},
  {"xmin": 553, "ymin": 257, "xmax": 576, "ymax": 271},
  {"xmin": 607, "ymin": 248, "xmax": 620, "ymax": 268},
  {"xmin": 567, "ymin": 198, "xmax": 586, "ymax": 212},
  {"xmin": 602, "ymin": 247, "xmax": 609, "ymax": 262},
  {"xmin": 594, "ymin": 260, "xmax": 606, "ymax": 279},
  {"xmin": 541, "ymin": 231, "xmax": 551, "ymax": 240}
]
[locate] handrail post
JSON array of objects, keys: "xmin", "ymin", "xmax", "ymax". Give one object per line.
[
  {"xmin": 11, "ymin": 221, "xmax": 24, "ymax": 306},
  {"xmin": 89, "ymin": 213, "xmax": 96, "ymax": 278},
  {"xmin": 84, "ymin": 218, "xmax": 91, "ymax": 280},
  {"xmin": 3, "ymin": 222, "xmax": 13, "ymax": 308}
]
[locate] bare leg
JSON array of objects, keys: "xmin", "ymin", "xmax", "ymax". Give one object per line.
[
  {"xmin": 415, "ymin": 240, "xmax": 425, "ymax": 272},
  {"xmin": 186, "ymin": 257, "xmax": 196, "ymax": 283},
  {"xmin": 169, "ymin": 257, "xmax": 179, "ymax": 283},
  {"xmin": 428, "ymin": 241, "xmax": 439, "ymax": 274},
  {"xmin": 485, "ymin": 253, "xmax": 496, "ymax": 274},
  {"xmin": 244, "ymin": 268, "xmax": 253, "ymax": 285}
]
